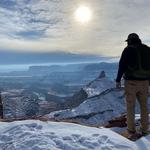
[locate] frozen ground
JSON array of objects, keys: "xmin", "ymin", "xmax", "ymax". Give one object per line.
[{"xmin": 0, "ymin": 120, "xmax": 150, "ymax": 150}]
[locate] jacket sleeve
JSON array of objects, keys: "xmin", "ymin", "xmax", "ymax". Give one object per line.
[{"xmin": 116, "ymin": 48, "xmax": 128, "ymax": 82}]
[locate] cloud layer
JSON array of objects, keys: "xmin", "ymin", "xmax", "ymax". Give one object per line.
[{"xmin": 0, "ymin": 0, "xmax": 150, "ymax": 56}]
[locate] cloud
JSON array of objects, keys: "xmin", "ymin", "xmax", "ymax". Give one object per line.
[{"xmin": 0, "ymin": 0, "xmax": 150, "ymax": 56}]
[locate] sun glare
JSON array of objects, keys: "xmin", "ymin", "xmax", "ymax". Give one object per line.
[{"xmin": 75, "ymin": 6, "xmax": 92, "ymax": 23}]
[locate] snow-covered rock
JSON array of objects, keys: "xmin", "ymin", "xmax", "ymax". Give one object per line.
[
  {"xmin": 1, "ymin": 89, "xmax": 39, "ymax": 119},
  {"xmin": 47, "ymin": 86, "xmax": 150, "ymax": 126},
  {"xmin": 47, "ymin": 88, "xmax": 126, "ymax": 126},
  {"xmin": 84, "ymin": 71, "xmax": 114, "ymax": 97},
  {"xmin": 47, "ymin": 72, "xmax": 150, "ymax": 126},
  {"xmin": 1, "ymin": 120, "xmax": 149, "ymax": 150}
]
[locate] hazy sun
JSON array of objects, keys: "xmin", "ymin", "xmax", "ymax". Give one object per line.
[{"xmin": 75, "ymin": 6, "xmax": 92, "ymax": 23}]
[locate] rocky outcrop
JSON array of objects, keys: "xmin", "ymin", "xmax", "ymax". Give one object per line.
[
  {"xmin": 98, "ymin": 71, "xmax": 106, "ymax": 78},
  {"xmin": 84, "ymin": 71, "xmax": 114, "ymax": 97},
  {"xmin": 46, "ymin": 88, "xmax": 126, "ymax": 126},
  {"xmin": 1, "ymin": 89, "xmax": 39, "ymax": 119},
  {"xmin": 63, "ymin": 88, "xmax": 88, "ymax": 109}
]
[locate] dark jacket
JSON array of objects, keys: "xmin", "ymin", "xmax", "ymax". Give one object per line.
[{"xmin": 116, "ymin": 43, "xmax": 149, "ymax": 82}]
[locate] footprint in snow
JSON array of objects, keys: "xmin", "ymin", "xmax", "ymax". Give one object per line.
[
  {"xmin": 92, "ymin": 133, "xmax": 100, "ymax": 137},
  {"xmin": 25, "ymin": 123, "xmax": 43, "ymax": 130}
]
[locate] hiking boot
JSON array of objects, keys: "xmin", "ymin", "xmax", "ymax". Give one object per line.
[
  {"xmin": 137, "ymin": 128, "xmax": 150, "ymax": 136},
  {"xmin": 122, "ymin": 130, "xmax": 142, "ymax": 141},
  {"xmin": 140, "ymin": 131, "xmax": 150, "ymax": 136},
  {"xmin": 141, "ymin": 132, "xmax": 148, "ymax": 136}
]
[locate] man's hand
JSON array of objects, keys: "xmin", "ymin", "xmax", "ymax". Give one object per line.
[{"xmin": 116, "ymin": 82, "xmax": 121, "ymax": 89}]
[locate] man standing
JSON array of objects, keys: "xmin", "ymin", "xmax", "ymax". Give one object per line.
[{"xmin": 116, "ymin": 33, "xmax": 150, "ymax": 139}]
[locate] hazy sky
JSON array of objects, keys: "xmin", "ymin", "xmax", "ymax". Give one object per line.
[{"xmin": 0, "ymin": 0, "xmax": 150, "ymax": 57}]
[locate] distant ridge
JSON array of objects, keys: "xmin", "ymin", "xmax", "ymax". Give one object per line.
[{"xmin": 0, "ymin": 50, "xmax": 114, "ymax": 64}]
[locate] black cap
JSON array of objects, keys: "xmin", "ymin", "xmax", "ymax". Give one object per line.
[{"xmin": 125, "ymin": 33, "xmax": 140, "ymax": 42}]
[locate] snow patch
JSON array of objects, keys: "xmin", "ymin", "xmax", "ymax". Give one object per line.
[
  {"xmin": 84, "ymin": 77, "xmax": 114, "ymax": 97},
  {"xmin": 0, "ymin": 120, "xmax": 139, "ymax": 150}
]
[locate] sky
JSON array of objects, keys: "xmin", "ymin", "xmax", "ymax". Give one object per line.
[{"xmin": 0, "ymin": 0, "xmax": 150, "ymax": 57}]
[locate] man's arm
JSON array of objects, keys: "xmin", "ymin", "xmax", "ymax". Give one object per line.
[{"xmin": 116, "ymin": 48, "xmax": 128, "ymax": 87}]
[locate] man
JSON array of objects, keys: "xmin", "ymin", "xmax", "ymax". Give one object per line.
[{"xmin": 116, "ymin": 33, "xmax": 150, "ymax": 139}]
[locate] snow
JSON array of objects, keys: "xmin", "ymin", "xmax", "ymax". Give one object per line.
[
  {"xmin": 1, "ymin": 73, "xmax": 150, "ymax": 149},
  {"xmin": 84, "ymin": 77, "xmax": 114, "ymax": 97},
  {"xmin": 47, "ymin": 88, "xmax": 126, "ymax": 126},
  {"xmin": 47, "ymin": 75, "xmax": 150, "ymax": 126},
  {"xmin": 0, "ymin": 120, "xmax": 147, "ymax": 150}
]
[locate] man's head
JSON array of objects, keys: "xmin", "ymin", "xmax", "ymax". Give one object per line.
[{"xmin": 126, "ymin": 33, "xmax": 141, "ymax": 45}]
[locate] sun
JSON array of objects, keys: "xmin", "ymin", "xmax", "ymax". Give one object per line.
[{"xmin": 75, "ymin": 6, "xmax": 92, "ymax": 23}]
